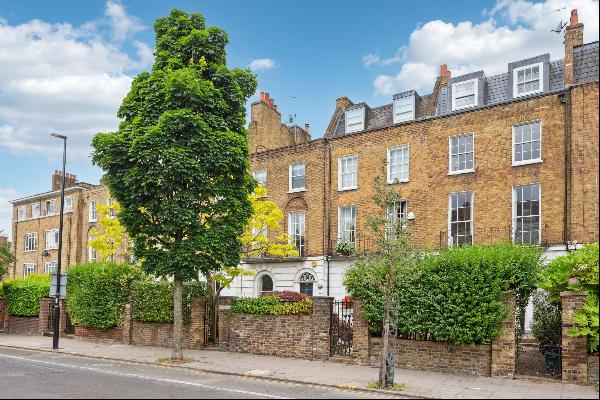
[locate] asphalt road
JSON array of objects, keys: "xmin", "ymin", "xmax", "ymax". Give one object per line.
[{"xmin": 0, "ymin": 347, "xmax": 405, "ymax": 399}]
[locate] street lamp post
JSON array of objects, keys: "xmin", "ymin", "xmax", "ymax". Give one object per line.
[{"xmin": 51, "ymin": 133, "xmax": 67, "ymax": 350}]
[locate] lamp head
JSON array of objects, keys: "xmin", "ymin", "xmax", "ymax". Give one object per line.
[{"xmin": 51, "ymin": 133, "xmax": 67, "ymax": 140}]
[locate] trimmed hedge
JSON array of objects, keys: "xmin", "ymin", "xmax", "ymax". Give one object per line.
[
  {"xmin": 345, "ymin": 243, "xmax": 542, "ymax": 344},
  {"xmin": 2, "ymin": 274, "xmax": 50, "ymax": 317},
  {"xmin": 230, "ymin": 295, "xmax": 313, "ymax": 315},
  {"xmin": 66, "ymin": 262, "xmax": 142, "ymax": 329},
  {"xmin": 130, "ymin": 280, "xmax": 206, "ymax": 324}
]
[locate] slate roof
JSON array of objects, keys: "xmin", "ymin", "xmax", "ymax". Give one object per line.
[
  {"xmin": 329, "ymin": 47, "xmax": 598, "ymax": 138},
  {"xmin": 573, "ymin": 41, "xmax": 599, "ymax": 84}
]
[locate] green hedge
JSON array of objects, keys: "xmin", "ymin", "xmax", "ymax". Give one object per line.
[
  {"xmin": 230, "ymin": 296, "xmax": 313, "ymax": 315},
  {"xmin": 130, "ymin": 280, "xmax": 206, "ymax": 324},
  {"xmin": 345, "ymin": 243, "xmax": 542, "ymax": 344},
  {"xmin": 66, "ymin": 262, "xmax": 142, "ymax": 329},
  {"xmin": 2, "ymin": 274, "xmax": 50, "ymax": 317}
]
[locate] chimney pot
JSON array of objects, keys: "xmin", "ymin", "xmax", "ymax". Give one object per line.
[
  {"xmin": 304, "ymin": 123, "xmax": 310, "ymax": 133},
  {"xmin": 570, "ymin": 9, "xmax": 579, "ymax": 25},
  {"xmin": 440, "ymin": 64, "xmax": 451, "ymax": 78}
]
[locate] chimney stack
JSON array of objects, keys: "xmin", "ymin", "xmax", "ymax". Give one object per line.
[
  {"xmin": 259, "ymin": 91, "xmax": 277, "ymax": 111},
  {"xmin": 440, "ymin": 64, "xmax": 452, "ymax": 84},
  {"xmin": 304, "ymin": 123, "xmax": 310, "ymax": 134},
  {"xmin": 564, "ymin": 8, "xmax": 584, "ymax": 86},
  {"xmin": 52, "ymin": 170, "xmax": 78, "ymax": 191}
]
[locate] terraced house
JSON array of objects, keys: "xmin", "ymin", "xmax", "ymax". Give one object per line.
[
  {"xmin": 8, "ymin": 171, "xmax": 130, "ymax": 278},
  {"xmin": 222, "ymin": 9, "xmax": 599, "ymax": 300}
]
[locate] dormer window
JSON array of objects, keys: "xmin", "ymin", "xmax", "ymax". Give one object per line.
[
  {"xmin": 345, "ymin": 107, "xmax": 365, "ymax": 133},
  {"xmin": 513, "ymin": 63, "xmax": 543, "ymax": 97},
  {"xmin": 452, "ymin": 79, "xmax": 478, "ymax": 110},
  {"xmin": 393, "ymin": 94, "xmax": 415, "ymax": 123}
]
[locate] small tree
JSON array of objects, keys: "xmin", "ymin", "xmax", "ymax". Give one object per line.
[
  {"xmin": 353, "ymin": 176, "xmax": 420, "ymax": 387},
  {"xmin": 89, "ymin": 198, "xmax": 129, "ymax": 262},
  {"xmin": 92, "ymin": 9, "xmax": 256, "ymax": 360},
  {"xmin": 0, "ymin": 231, "xmax": 14, "ymax": 278}
]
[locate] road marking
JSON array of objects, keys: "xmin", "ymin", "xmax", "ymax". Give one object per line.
[{"xmin": 0, "ymin": 353, "xmax": 289, "ymax": 399}]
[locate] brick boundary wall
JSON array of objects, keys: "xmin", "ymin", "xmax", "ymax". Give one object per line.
[
  {"xmin": 490, "ymin": 294, "xmax": 516, "ymax": 377},
  {"xmin": 0, "ymin": 299, "xmax": 8, "ymax": 331},
  {"xmin": 5, "ymin": 316, "xmax": 40, "ymax": 335},
  {"xmin": 588, "ymin": 356, "xmax": 599, "ymax": 385},
  {"xmin": 75, "ymin": 326, "xmax": 123, "ymax": 342},
  {"xmin": 561, "ymin": 291, "xmax": 589, "ymax": 384},
  {"xmin": 369, "ymin": 337, "xmax": 492, "ymax": 376},
  {"xmin": 227, "ymin": 296, "xmax": 333, "ymax": 361}
]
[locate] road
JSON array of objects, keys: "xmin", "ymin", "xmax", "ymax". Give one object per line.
[{"xmin": 0, "ymin": 347, "xmax": 405, "ymax": 399}]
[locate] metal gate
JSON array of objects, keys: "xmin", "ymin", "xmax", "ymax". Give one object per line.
[
  {"xmin": 330, "ymin": 300, "xmax": 353, "ymax": 357},
  {"xmin": 203, "ymin": 299, "xmax": 219, "ymax": 347}
]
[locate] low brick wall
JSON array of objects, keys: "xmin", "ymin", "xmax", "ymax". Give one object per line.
[
  {"xmin": 130, "ymin": 321, "xmax": 200, "ymax": 349},
  {"xmin": 588, "ymin": 355, "xmax": 599, "ymax": 385},
  {"xmin": 369, "ymin": 337, "xmax": 492, "ymax": 376},
  {"xmin": 228, "ymin": 297, "xmax": 332, "ymax": 361},
  {"xmin": 75, "ymin": 326, "xmax": 123, "ymax": 342},
  {"xmin": 5, "ymin": 316, "xmax": 40, "ymax": 335}
]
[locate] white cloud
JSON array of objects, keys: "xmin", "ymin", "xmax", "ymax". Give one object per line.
[
  {"xmin": 363, "ymin": 47, "xmax": 406, "ymax": 67},
  {"xmin": 248, "ymin": 58, "xmax": 278, "ymax": 71},
  {"xmin": 0, "ymin": 188, "xmax": 19, "ymax": 238},
  {"xmin": 0, "ymin": 2, "xmax": 153, "ymax": 160},
  {"xmin": 105, "ymin": 0, "xmax": 145, "ymax": 41},
  {"xmin": 371, "ymin": 0, "xmax": 599, "ymax": 96}
]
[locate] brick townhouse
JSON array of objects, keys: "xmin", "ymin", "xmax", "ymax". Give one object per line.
[
  {"xmin": 221, "ymin": 9, "xmax": 599, "ymax": 300},
  {"xmin": 8, "ymin": 171, "xmax": 130, "ymax": 278}
]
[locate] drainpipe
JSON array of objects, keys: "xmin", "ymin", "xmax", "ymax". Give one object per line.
[
  {"xmin": 560, "ymin": 90, "xmax": 571, "ymax": 251},
  {"xmin": 325, "ymin": 138, "xmax": 332, "ymax": 297}
]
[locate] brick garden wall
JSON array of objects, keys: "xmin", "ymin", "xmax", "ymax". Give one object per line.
[
  {"xmin": 369, "ymin": 337, "xmax": 492, "ymax": 376},
  {"xmin": 5, "ymin": 316, "xmax": 40, "ymax": 335},
  {"xmin": 75, "ymin": 326, "xmax": 123, "ymax": 342},
  {"xmin": 588, "ymin": 356, "xmax": 599, "ymax": 385},
  {"xmin": 228, "ymin": 297, "xmax": 332, "ymax": 360}
]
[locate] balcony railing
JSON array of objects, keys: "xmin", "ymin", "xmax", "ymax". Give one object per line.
[
  {"xmin": 328, "ymin": 236, "xmax": 375, "ymax": 256},
  {"xmin": 438, "ymin": 226, "xmax": 548, "ymax": 249},
  {"xmin": 242, "ymin": 239, "xmax": 306, "ymax": 261}
]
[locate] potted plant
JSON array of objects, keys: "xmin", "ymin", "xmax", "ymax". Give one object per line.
[{"xmin": 335, "ymin": 241, "xmax": 354, "ymax": 256}]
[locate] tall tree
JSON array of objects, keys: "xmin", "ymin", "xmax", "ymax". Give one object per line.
[{"xmin": 92, "ymin": 9, "xmax": 256, "ymax": 360}]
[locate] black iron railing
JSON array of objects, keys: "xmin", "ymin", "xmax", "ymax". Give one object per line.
[
  {"xmin": 203, "ymin": 299, "xmax": 219, "ymax": 347},
  {"xmin": 330, "ymin": 300, "xmax": 353, "ymax": 357},
  {"xmin": 328, "ymin": 237, "xmax": 375, "ymax": 256}
]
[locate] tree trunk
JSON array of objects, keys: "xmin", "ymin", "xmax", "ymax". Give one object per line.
[
  {"xmin": 172, "ymin": 277, "xmax": 184, "ymax": 360},
  {"xmin": 379, "ymin": 260, "xmax": 393, "ymax": 387}
]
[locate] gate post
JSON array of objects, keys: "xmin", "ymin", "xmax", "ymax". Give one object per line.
[
  {"xmin": 561, "ymin": 291, "xmax": 588, "ymax": 383},
  {"xmin": 491, "ymin": 293, "xmax": 516, "ymax": 377},
  {"xmin": 190, "ymin": 297, "xmax": 205, "ymax": 348},
  {"xmin": 218, "ymin": 296, "xmax": 235, "ymax": 350},
  {"xmin": 352, "ymin": 299, "xmax": 370, "ymax": 364},
  {"xmin": 39, "ymin": 298, "xmax": 53, "ymax": 334},
  {"xmin": 58, "ymin": 299, "xmax": 67, "ymax": 337},
  {"xmin": 312, "ymin": 296, "xmax": 333, "ymax": 360},
  {"xmin": 122, "ymin": 303, "xmax": 132, "ymax": 345}
]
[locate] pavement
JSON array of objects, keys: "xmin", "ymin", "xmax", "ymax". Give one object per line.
[{"xmin": 1, "ymin": 334, "xmax": 598, "ymax": 399}]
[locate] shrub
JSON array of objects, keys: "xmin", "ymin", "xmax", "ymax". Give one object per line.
[
  {"xmin": 260, "ymin": 291, "xmax": 309, "ymax": 301},
  {"xmin": 345, "ymin": 243, "xmax": 542, "ymax": 344},
  {"xmin": 531, "ymin": 290, "xmax": 561, "ymax": 347},
  {"xmin": 541, "ymin": 243, "xmax": 599, "ymax": 354},
  {"xmin": 230, "ymin": 295, "xmax": 313, "ymax": 315},
  {"xmin": 131, "ymin": 280, "xmax": 206, "ymax": 324},
  {"xmin": 66, "ymin": 262, "xmax": 142, "ymax": 329},
  {"xmin": 2, "ymin": 274, "xmax": 50, "ymax": 317}
]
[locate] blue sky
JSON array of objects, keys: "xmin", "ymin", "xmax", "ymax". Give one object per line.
[{"xmin": 0, "ymin": 0, "xmax": 598, "ymax": 236}]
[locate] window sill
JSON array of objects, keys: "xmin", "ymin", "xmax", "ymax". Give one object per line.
[
  {"xmin": 512, "ymin": 159, "xmax": 543, "ymax": 167},
  {"xmin": 287, "ymin": 188, "xmax": 307, "ymax": 194},
  {"xmin": 338, "ymin": 186, "xmax": 358, "ymax": 192},
  {"xmin": 448, "ymin": 169, "xmax": 475, "ymax": 176},
  {"xmin": 387, "ymin": 179, "xmax": 410, "ymax": 185},
  {"xmin": 513, "ymin": 89, "xmax": 543, "ymax": 98}
]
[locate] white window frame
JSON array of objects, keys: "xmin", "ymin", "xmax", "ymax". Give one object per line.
[
  {"xmin": 452, "ymin": 78, "xmax": 478, "ymax": 111},
  {"xmin": 386, "ymin": 200, "xmax": 408, "ymax": 238},
  {"xmin": 288, "ymin": 211, "xmax": 305, "ymax": 257},
  {"xmin": 448, "ymin": 133, "xmax": 475, "ymax": 175},
  {"xmin": 31, "ymin": 202, "xmax": 40, "ymax": 219},
  {"xmin": 448, "ymin": 192, "xmax": 474, "ymax": 246},
  {"xmin": 513, "ymin": 62, "xmax": 544, "ymax": 98},
  {"xmin": 44, "ymin": 199, "xmax": 56, "ymax": 216},
  {"xmin": 338, "ymin": 205, "xmax": 357, "ymax": 244},
  {"xmin": 338, "ymin": 155, "xmax": 358, "ymax": 191},
  {"xmin": 387, "ymin": 145, "xmax": 410, "ymax": 184},
  {"xmin": 24, "ymin": 232, "xmax": 37, "ymax": 252},
  {"xmin": 45, "ymin": 229, "xmax": 59, "ymax": 250},
  {"xmin": 23, "ymin": 263, "xmax": 36, "ymax": 277},
  {"xmin": 393, "ymin": 95, "xmax": 415, "ymax": 123},
  {"xmin": 17, "ymin": 206, "xmax": 26, "ymax": 221},
  {"xmin": 345, "ymin": 107, "xmax": 365, "ymax": 133},
  {"xmin": 512, "ymin": 184, "xmax": 542, "ymax": 245},
  {"xmin": 255, "ymin": 271, "xmax": 275, "ymax": 296},
  {"xmin": 89, "ymin": 200, "xmax": 98, "ymax": 222},
  {"xmin": 252, "ymin": 169, "xmax": 267, "ymax": 187},
  {"xmin": 44, "ymin": 261, "xmax": 58, "ymax": 275},
  {"xmin": 288, "ymin": 162, "xmax": 306, "ymax": 193},
  {"xmin": 512, "ymin": 120, "xmax": 543, "ymax": 166},
  {"xmin": 64, "ymin": 196, "xmax": 73, "ymax": 212},
  {"xmin": 88, "ymin": 239, "xmax": 98, "ymax": 262}
]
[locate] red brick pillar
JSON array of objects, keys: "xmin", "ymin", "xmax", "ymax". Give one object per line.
[
  {"xmin": 191, "ymin": 297, "xmax": 206, "ymax": 348},
  {"xmin": 122, "ymin": 303, "xmax": 132, "ymax": 345},
  {"xmin": 312, "ymin": 296, "xmax": 333, "ymax": 360},
  {"xmin": 58, "ymin": 299, "xmax": 67, "ymax": 337},
  {"xmin": 218, "ymin": 296, "xmax": 235, "ymax": 350},
  {"xmin": 491, "ymin": 294, "xmax": 516, "ymax": 377},
  {"xmin": 561, "ymin": 291, "xmax": 588, "ymax": 383},
  {"xmin": 0, "ymin": 299, "xmax": 8, "ymax": 331},
  {"xmin": 351, "ymin": 299, "xmax": 370, "ymax": 364},
  {"xmin": 38, "ymin": 298, "xmax": 53, "ymax": 334}
]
